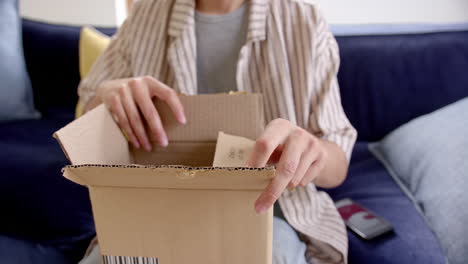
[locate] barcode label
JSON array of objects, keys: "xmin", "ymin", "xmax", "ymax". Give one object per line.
[{"xmin": 102, "ymin": 255, "xmax": 159, "ymax": 264}]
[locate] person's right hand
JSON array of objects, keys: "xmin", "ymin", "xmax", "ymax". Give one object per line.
[{"xmin": 94, "ymin": 76, "xmax": 187, "ymax": 151}]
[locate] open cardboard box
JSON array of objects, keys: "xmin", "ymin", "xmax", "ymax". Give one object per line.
[{"xmin": 54, "ymin": 94, "xmax": 275, "ymax": 264}]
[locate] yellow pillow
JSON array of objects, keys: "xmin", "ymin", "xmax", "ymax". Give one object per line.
[
  {"xmin": 76, "ymin": 27, "xmax": 111, "ymax": 118},
  {"xmin": 79, "ymin": 27, "xmax": 111, "ymax": 78}
]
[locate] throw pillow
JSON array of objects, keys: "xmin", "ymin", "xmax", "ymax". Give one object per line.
[
  {"xmin": 76, "ymin": 27, "xmax": 111, "ymax": 118},
  {"xmin": 369, "ymin": 97, "xmax": 468, "ymax": 264},
  {"xmin": 0, "ymin": 0, "xmax": 39, "ymax": 121}
]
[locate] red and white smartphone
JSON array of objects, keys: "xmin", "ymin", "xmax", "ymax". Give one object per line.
[{"xmin": 335, "ymin": 198, "xmax": 393, "ymax": 240}]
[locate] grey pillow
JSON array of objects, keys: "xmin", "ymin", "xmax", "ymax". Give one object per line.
[
  {"xmin": 0, "ymin": 0, "xmax": 39, "ymax": 121},
  {"xmin": 370, "ymin": 97, "xmax": 468, "ymax": 264}
]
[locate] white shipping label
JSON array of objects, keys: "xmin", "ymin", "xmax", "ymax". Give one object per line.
[{"xmin": 212, "ymin": 132, "xmax": 256, "ymax": 167}]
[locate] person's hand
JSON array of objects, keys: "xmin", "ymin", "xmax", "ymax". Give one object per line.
[
  {"xmin": 96, "ymin": 76, "xmax": 186, "ymax": 151},
  {"xmin": 246, "ymin": 118, "xmax": 328, "ymax": 214}
]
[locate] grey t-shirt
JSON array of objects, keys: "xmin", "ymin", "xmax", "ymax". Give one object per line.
[{"xmin": 195, "ymin": 3, "xmax": 249, "ymax": 94}]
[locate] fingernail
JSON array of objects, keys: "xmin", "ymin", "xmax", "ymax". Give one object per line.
[
  {"xmin": 255, "ymin": 203, "xmax": 267, "ymax": 214},
  {"xmin": 246, "ymin": 161, "xmax": 256, "ymax": 168},
  {"xmin": 180, "ymin": 115, "xmax": 187, "ymax": 125},
  {"xmin": 134, "ymin": 141, "xmax": 140, "ymax": 149},
  {"xmin": 160, "ymin": 137, "xmax": 168, "ymax": 148},
  {"xmin": 145, "ymin": 143, "xmax": 152, "ymax": 152}
]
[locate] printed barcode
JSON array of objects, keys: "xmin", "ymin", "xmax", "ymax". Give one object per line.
[{"xmin": 102, "ymin": 255, "xmax": 159, "ymax": 264}]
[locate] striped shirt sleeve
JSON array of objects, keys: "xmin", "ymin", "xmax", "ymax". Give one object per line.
[
  {"xmin": 77, "ymin": 1, "xmax": 142, "ymax": 107},
  {"xmin": 308, "ymin": 8, "xmax": 357, "ymax": 161}
]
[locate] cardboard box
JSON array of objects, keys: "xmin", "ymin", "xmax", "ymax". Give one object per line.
[{"xmin": 54, "ymin": 94, "xmax": 274, "ymax": 264}]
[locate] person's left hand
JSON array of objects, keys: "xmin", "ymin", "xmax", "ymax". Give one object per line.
[{"xmin": 246, "ymin": 118, "xmax": 328, "ymax": 214}]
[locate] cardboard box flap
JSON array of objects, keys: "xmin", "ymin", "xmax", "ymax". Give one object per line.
[
  {"xmin": 132, "ymin": 142, "xmax": 216, "ymax": 167},
  {"xmin": 62, "ymin": 165, "xmax": 275, "ymax": 190},
  {"xmin": 155, "ymin": 93, "xmax": 264, "ymax": 142},
  {"xmin": 53, "ymin": 105, "xmax": 132, "ymax": 165}
]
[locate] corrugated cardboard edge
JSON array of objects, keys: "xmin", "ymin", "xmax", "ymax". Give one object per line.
[
  {"xmin": 62, "ymin": 165, "xmax": 276, "ymax": 190},
  {"xmin": 62, "ymin": 166, "xmax": 88, "ymax": 186},
  {"xmin": 63, "ymin": 164, "xmax": 274, "ymax": 170}
]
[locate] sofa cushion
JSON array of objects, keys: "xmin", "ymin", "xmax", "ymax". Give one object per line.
[
  {"xmin": 332, "ymin": 23, "xmax": 468, "ymax": 36},
  {"xmin": 0, "ymin": 0, "xmax": 39, "ymax": 121},
  {"xmin": 336, "ymin": 31, "xmax": 468, "ymax": 141},
  {"xmin": 0, "ymin": 234, "xmax": 72, "ymax": 264},
  {"xmin": 22, "ymin": 19, "xmax": 116, "ymax": 112},
  {"xmin": 0, "ymin": 108, "xmax": 95, "ymax": 262},
  {"xmin": 369, "ymin": 97, "xmax": 468, "ymax": 264},
  {"xmin": 325, "ymin": 142, "xmax": 445, "ymax": 264}
]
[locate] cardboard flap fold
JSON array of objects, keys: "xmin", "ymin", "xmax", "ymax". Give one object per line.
[
  {"xmin": 53, "ymin": 105, "xmax": 132, "ymax": 165},
  {"xmin": 155, "ymin": 93, "xmax": 264, "ymax": 142},
  {"xmin": 62, "ymin": 167, "xmax": 87, "ymax": 186},
  {"xmin": 62, "ymin": 165, "xmax": 275, "ymax": 190}
]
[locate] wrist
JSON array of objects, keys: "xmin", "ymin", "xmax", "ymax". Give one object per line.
[{"xmin": 313, "ymin": 139, "xmax": 348, "ymax": 188}]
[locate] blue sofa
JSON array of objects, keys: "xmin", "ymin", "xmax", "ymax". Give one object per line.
[{"xmin": 1, "ymin": 19, "xmax": 467, "ymax": 263}]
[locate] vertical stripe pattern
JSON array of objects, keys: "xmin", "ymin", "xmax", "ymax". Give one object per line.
[
  {"xmin": 102, "ymin": 255, "xmax": 159, "ymax": 264},
  {"xmin": 78, "ymin": 0, "xmax": 357, "ymax": 263}
]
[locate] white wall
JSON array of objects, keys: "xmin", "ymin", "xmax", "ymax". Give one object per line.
[
  {"xmin": 20, "ymin": 0, "xmax": 468, "ymax": 27},
  {"xmin": 20, "ymin": 0, "xmax": 127, "ymax": 27},
  {"xmin": 314, "ymin": 0, "xmax": 468, "ymax": 25}
]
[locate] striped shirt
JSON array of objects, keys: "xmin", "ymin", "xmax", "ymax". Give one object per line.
[{"xmin": 78, "ymin": 0, "xmax": 357, "ymax": 263}]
